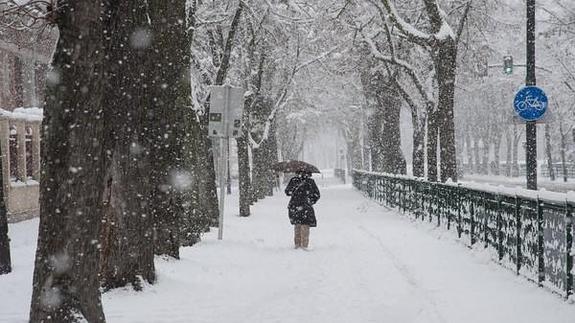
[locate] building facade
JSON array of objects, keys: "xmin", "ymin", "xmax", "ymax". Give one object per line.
[{"xmin": 0, "ymin": 13, "xmax": 57, "ymax": 220}]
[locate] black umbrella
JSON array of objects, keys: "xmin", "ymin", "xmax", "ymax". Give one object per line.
[{"xmin": 272, "ymin": 160, "xmax": 320, "ymax": 174}]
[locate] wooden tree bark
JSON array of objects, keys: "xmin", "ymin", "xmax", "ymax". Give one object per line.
[
  {"xmin": 29, "ymin": 2, "xmax": 107, "ymax": 322},
  {"xmin": 147, "ymin": 0, "xmax": 190, "ymax": 259},
  {"xmin": 378, "ymin": 79, "xmax": 406, "ymax": 174},
  {"xmin": 427, "ymin": 109, "xmax": 439, "ymax": 182},
  {"xmin": 238, "ymin": 45, "xmax": 266, "ymax": 214},
  {"xmin": 250, "ymin": 97, "xmax": 277, "ymax": 201},
  {"xmin": 237, "ymin": 133, "xmax": 251, "ymax": 217},
  {"xmin": 98, "ymin": 0, "xmax": 156, "ymax": 290},
  {"xmin": 360, "ymin": 63, "xmax": 406, "ymax": 174},
  {"xmin": 434, "ymin": 41, "xmax": 458, "ymax": 182}
]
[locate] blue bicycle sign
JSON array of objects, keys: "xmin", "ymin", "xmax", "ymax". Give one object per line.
[{"xmin": 513, "ymin": 86, "xmax": 548, "ymax": 121}]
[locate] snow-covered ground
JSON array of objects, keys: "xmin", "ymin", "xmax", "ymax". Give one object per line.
[{"xmin": 1, "ymin": 179, "xmax": 575, "ymax": 323}]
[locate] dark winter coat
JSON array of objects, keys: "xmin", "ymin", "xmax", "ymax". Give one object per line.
[{"xmin": 285, "ymin": 175, "xmax": 320, "ymax": 227}]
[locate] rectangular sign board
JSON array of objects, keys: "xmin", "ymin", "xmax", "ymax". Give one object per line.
[{"xmin": 208, "ymin": 85, "xmax": 245, "ymax": 138}]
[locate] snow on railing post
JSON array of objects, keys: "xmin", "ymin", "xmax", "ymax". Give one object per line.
[
  {"xmin": 483, "ymin": 196, "xmax": 489, "ymax": 249},
  {"xmin": 457, "ymin": 184, "xmax": 463, "ymax": 239},
  {"xmin": 515, "ymin": 196, "xmax": 523, "ymax": 275},
  {"xmin": 470, "ymin": 197, "xmax": 476, "ymax": 246},
  {"xmin": 497, "ymin": 195, "xmax": 505, "ymax": 261},
  {"xmin": 537, "ymin": 197, "xmax": 545, "ymax": 287},
  {"xmin": 565, "ymin": 202, "xmax": 573, "ymax": 299}
]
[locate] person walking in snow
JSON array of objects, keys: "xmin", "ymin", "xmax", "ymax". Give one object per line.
[{"xmin": 285, "ymin": 171, "xmax": 320, "ymax": 249}]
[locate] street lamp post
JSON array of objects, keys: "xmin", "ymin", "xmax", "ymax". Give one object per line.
[{"xmin": 525, "ymin": 0, "xmax": 537, "ymax": 190}]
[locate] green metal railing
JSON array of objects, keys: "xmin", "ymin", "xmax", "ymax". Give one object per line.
[{"xmin": 352, "ymin": 169, "xmax": 574, "ymax": 299}]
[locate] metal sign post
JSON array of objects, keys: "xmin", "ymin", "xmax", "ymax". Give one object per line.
[
  {"xmin": 218, "ymin": 136, "xmax": 228, "ymax": 240},
  {"xmin": 209, "ymin": 85, "xmax": 244, "ymax": 240},
  {"xmin": 525, "ymin": 0, "xmax": 538, "ymax": 190}
]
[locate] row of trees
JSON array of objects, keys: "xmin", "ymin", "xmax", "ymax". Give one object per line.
[
  {"xmin": 303, "ymin": 0, "xmax": 575, "ymax": 184},
  {"xmin": 282, "ymin": 0, "xmax": 472, "ymax": 183},
  {"xmin": 0, "ymin": 0, "xmax": 333, "ymax": 322}
]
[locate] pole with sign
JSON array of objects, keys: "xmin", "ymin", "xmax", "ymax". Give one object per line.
[
  {"xmin": 524, "ymin": 0, "xmax": 539, "ymax": 190},
  {"xmin": 208, "ymin": 85, "xmax": 244, "ymax": 240}
]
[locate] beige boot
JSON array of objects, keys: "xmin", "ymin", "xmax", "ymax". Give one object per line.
[
  {"xmin": 294, "ymin": 224, "xmax": 301, "ymax": 249},
  {"xmin": 301, "ymin": 225, "xmax": 310, "ymax": 249}
]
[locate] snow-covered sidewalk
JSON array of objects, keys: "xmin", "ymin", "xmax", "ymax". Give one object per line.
[{"xmin": 1, "ymin": 182, "xmax": 575, "ymax": 323}]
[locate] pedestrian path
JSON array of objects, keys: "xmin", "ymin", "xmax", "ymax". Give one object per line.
[{"xmin": 1, "ymin": 181, "xmax": 575, "ymax": 323}]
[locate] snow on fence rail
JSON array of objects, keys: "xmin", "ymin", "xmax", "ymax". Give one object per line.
[
  {"xmin": 352, "ymin": 169, "xmax": 574, "ymax": 300},
  {"xmin": 0, "ymin": 108, "xmax": 42, "ymax": 221}
]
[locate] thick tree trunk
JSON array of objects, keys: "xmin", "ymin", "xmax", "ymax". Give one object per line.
[
  {"xmin": 427, "ymin": 108, "xmax": 439, "ymax": 182},
  {"xmin": 412, "ymin": 121, "xmax": 425, "ymax": 178},
  {"xmin": 378, "ymin": 84, "xmax": 406, "ymax": 174},
  {"xmin": 434, "ymin": 41, "xmax": 458, "ymax": 182},
  {"xmin": 368, "ymin": 110, "xmax": 384, "ymax": 172},
  {"xmin": 29, "ymin": 3, "xmax": 107, "ymax": 322},
  {"xmin": 182, "ymin": 118, "xmax": 211, "ymax": 244},
  {"xmin": 361, "ymin": 67, "xmax": 406, "ymax": 175},
  {"xmin": 98, "ymin": 0, "xmax": 156, "ymax": 291},
  {"xmin": 250, "ymin": 97, "xmax": 277, "ymax": 200},
  {"xmin": 147, "ymin": 0, "xmax": 190, "ymax": 259},
  {"xmin": 237, "ymin": 133, "xmax": 251, "ymax": 217}
]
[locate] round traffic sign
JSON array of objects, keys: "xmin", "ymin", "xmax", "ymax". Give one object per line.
[{"xmin": 513, "ymin": 86, "xmax": 548, "ymax": 121}]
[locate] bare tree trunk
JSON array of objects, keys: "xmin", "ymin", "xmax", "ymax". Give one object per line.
[
  {"xmin": 98, "ymin": 0, "xmax": 156, "ymax": 291},
  {"xmin": 427, "ymin": 109, "xmax": 439, "ymax": 182},
  {"xmin": 147, "ymin": 0, "xmax": 191, "ymax": 259},
  {"xmin": 237, "ymin": 133, "xmax": 251, "ymax": 217},
  {"xmin": 560, "ymin": 122, "xmax": 568, "ymax": 182},
  {"xmin": 412, "ymin": 122, "xmax": 425, "ymax": 177},
  {"xmin": 481, "ymin": 138, "xmax": 489, "ymax": 175},
  {"xmin": 30, "ymin": 3, "xmax": 107, "ymax": 322},
  {"xmin": 378, "ymin": 83, "xmax": 406, "ymax": 174},
  {"xmin": 368, "ymin": 110, "xmax": 384, "ymax": 172},
  {"xmin": 435, "ymin": 41, "xmax": 458, "ymax": 182},
  {"xmin": 505, "ymin": 130, "xmax": 512, "ymax": 176},
  {"xmin": 493, "ymin": 136, "xmax": 502, "ymax": 176},
  {"xmin": 545, "ymin": 123, "xmax": 555, "ymax": 181}
]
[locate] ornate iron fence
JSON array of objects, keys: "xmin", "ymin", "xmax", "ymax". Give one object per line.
[{"xmin": 352, "ymin": 169, "xmax": 574, "ymax": 299}]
